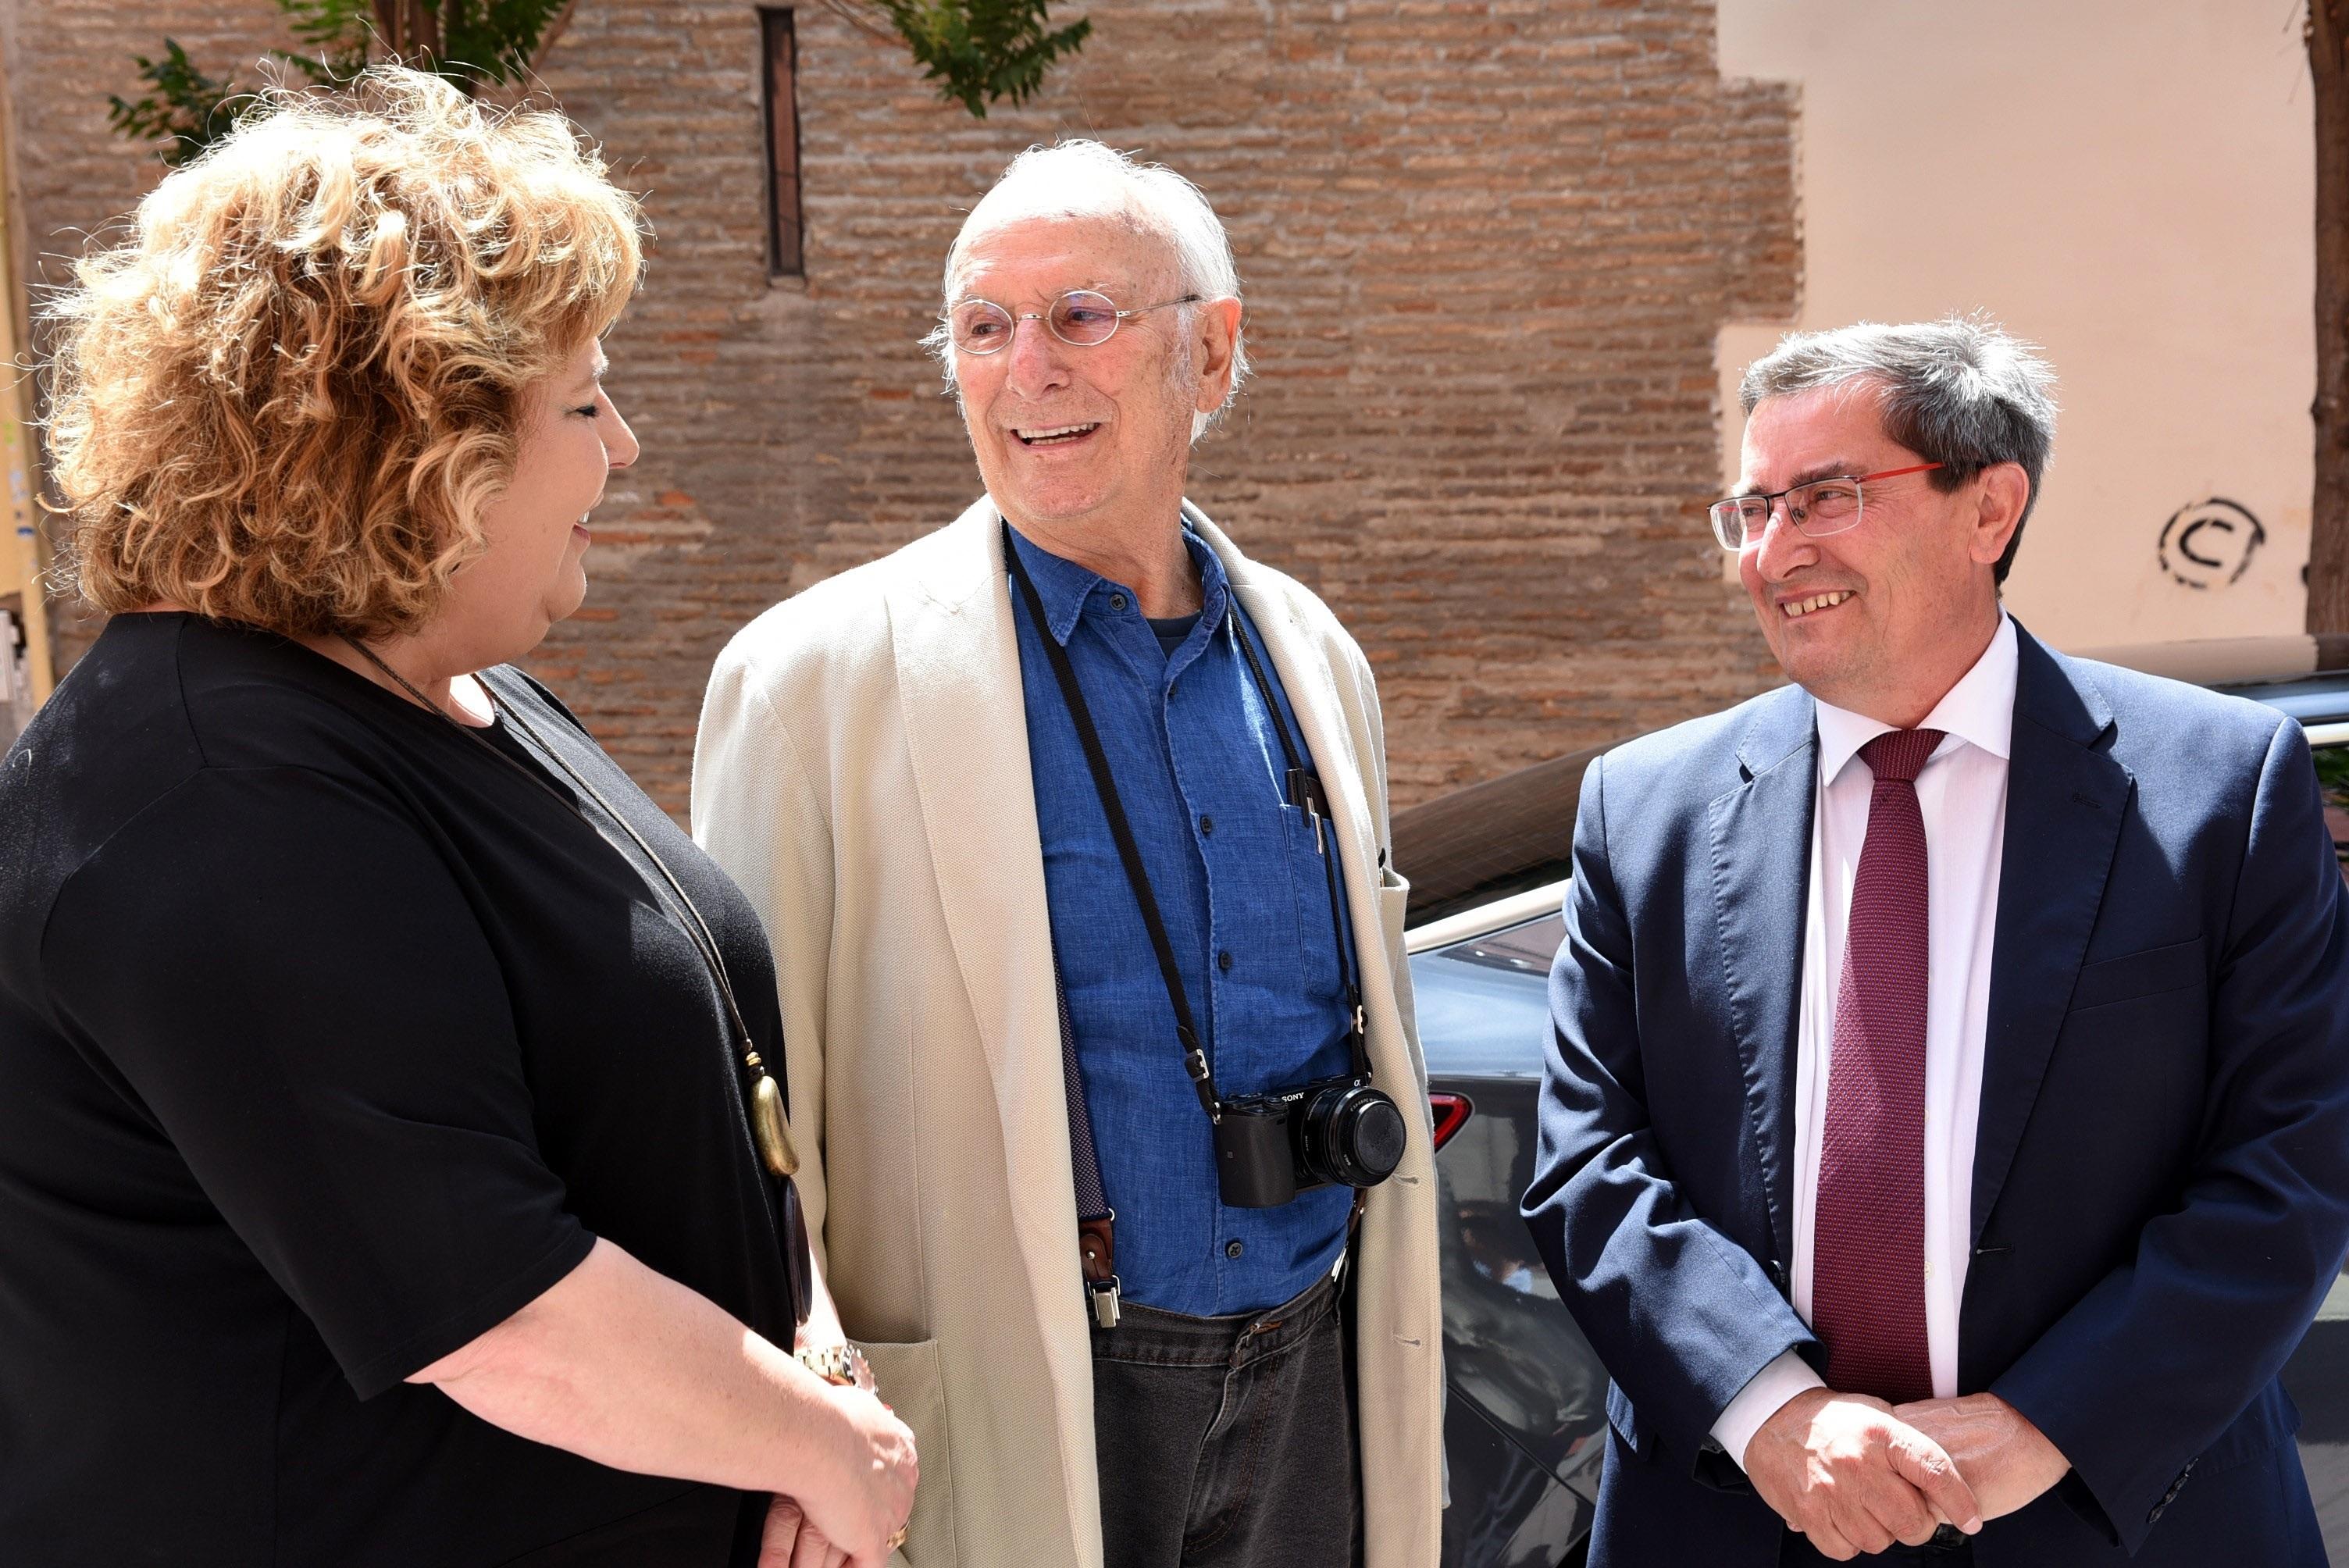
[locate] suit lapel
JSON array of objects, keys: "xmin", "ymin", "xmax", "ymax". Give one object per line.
[
  {"xmin": 1972, "ymin": 628, "xmax": 2130, "ymax": 1245},
  {"xmin": 1706, "ymin": 686, "xmax": 1818, "ymax": 1276}
]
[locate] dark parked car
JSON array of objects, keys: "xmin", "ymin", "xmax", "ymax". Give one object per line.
[{"xmin": 1406, "ymin": 635, "xmax": 2349, "ymax": 1568}]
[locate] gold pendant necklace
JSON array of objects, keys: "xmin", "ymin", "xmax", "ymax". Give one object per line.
[{"xmin": 748, "ymin": 1062, "xmax": 800, "ymax": 1178}]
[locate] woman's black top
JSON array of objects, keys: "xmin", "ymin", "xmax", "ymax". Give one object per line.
[{"xmin": 0, "ymin": 613, "xmax": 801, "ymax": 1566}]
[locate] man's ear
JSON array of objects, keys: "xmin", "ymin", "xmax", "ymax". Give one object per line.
[
  {"xmin": 1969, "ymin": 461, "xmax": 2030, "ymax": 568},
  {"xmin": 1192, "ymin": 298, "xmax": 1245, "ymax": 415}
]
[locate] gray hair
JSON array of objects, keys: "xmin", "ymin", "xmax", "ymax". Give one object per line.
[
  {"xmin": 1739, "ymin": 316, "xmax": 2058, "ymax": 583},
  {"xmin": 921, "ymin": 139, "xmax": 1249, "ymax": 441}
]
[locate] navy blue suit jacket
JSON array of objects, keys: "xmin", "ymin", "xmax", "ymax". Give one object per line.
[{"xmin": 1522, "ymin": 626, "xmax": 2349, "ymax": 1566}]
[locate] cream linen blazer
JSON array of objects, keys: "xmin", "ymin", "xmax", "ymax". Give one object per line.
[{"xmin": 691, "ymin": 497, "xmax": 1444, "ymax": 1568}]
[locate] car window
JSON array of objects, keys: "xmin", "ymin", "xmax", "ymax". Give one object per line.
[
  {"xmin": 2316, "ymin": 747, "xmax": 2349, "ymax": 1299},
  {"xmin": 2316, "ymin": 746, "xmax": 2349, "ymax": 886},
  {"xmin": 1444, "ymin": 911, "xmax": 1567, "ymax": 976}
]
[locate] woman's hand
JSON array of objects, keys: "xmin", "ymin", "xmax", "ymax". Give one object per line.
[
  {"xmin": 411, "ymin": 1242, "xmax": 915, "ymax": 1563},
  {"xmin": 785, "ymin": 1382, "xmax": 917, "ymax": 1566},
  {"xmin": 758, "ymin": 1494, "xmax": 846, "ymax": 1568}
]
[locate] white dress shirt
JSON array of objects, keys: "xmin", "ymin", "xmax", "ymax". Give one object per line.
[{"xmin": 1711, "ymin": 614, "xmax": 2019, "ymax": 1470}]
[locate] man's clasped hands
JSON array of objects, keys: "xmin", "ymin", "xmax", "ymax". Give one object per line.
[{"xmin": 1745, "ymin": 1388, "xmax": 2073, "ymax": 1561}]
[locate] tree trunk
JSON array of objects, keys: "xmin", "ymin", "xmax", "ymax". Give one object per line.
[
  {"xmin": 2309, "ymin": 0, "xmax": 2349, "ymax": 630},
  {"xmin": 369, "ymin": 1, "xmax": 443, "ymax": 64}
]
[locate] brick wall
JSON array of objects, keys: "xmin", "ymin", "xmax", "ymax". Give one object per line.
[{"xmin": 12, "ymin": 0, "xmax": 1798, "ymax": 814}]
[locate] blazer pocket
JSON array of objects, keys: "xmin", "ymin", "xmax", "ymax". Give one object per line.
[
  {"xmin": 853, "ymin": 1338, "xmax": 957, "ymax": 1565},
  {"xmin": 1378, "ymin": 864, "xmax": 1411, "ymax": 936},
  {"xmin": 2068, "ymin": 935, "xmax": 2206, "ymax": 1014}
]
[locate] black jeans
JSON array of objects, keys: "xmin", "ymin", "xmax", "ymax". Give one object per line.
[{"xmin": 1091, "ymin": 1270, "xmax": 1361, "ymax": 1568}]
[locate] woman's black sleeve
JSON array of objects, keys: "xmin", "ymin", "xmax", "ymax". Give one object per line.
[{"xmin": 41, "ymin": 764, "xmax": 593, "ymax": 1399}]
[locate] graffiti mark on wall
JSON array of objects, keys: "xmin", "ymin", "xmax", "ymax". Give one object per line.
[{"xmin": 2159, "ymin": 498, "xmax": 2265, "ymax": 590}]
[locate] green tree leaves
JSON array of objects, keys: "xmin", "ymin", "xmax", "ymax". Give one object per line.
[
  {"xmin": 105, "ymin": 40, "xmax": 245, "ymax": 168},
  {"xmin": 857, "ymin": 1, "xmax": 1091, "ymax": 119},
  {"xmin": 106, "ymin": 0, "xmax": 574, "ymax": 166},
  {"xmin": 106, "ymin": 0, "xmax": 1093, "ymax": 169}
]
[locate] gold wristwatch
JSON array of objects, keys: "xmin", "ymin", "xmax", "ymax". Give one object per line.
[{"xmin": 793, "ymin": 1342, "xmax": 874, "ymax": 1390}]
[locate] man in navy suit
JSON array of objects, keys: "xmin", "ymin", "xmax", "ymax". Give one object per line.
[{"xmin": 1522, "ymin": 318, "xmax": 2349, "ymax": 1565}]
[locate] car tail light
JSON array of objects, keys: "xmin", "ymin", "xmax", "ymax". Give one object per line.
[{"xmin": 1428, "ymin": 1092, "xmax": 1474, "ymax": 1152}]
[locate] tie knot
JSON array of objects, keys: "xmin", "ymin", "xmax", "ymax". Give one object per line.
[{"xmin": 1859, "ymin": 727, "xmax": 1944, "ymax": 785}]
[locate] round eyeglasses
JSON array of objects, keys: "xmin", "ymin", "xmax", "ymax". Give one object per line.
[
  {"xmin": 1709, "ymin": 462, "xmax": 1945, "ymax": 551},
  {"xmin": 946, "ymin": 289, "xmax": 1203, "ymax": 355}
]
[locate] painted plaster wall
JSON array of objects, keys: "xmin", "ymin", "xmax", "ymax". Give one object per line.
[{"xmin": 1715, "ymin": 0, "xmax": 2315, "ymax": 649}]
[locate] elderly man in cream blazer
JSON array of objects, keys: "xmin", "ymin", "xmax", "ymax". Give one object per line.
[{"xmin": 693, "ymin": 141, "xmax": 1442, "ymax": 1568}]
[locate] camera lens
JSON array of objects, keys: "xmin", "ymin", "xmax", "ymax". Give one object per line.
[{"xmin": 1302, "ymin": 1084, "xmax": 1408, "ymax": 1188}]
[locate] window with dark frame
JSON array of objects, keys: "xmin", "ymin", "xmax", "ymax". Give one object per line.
[{"xmin": 760, "ymin": 9, "xmax": 805, "ymax": 278}]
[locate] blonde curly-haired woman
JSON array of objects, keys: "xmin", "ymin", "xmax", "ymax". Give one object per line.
[{"xmin": 0, "ymin": 69, "xmax": 911, "ymax": 1568}]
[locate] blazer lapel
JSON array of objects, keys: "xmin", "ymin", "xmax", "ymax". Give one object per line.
[
  {"xmin": 883, "ymin": 496, "xmax": 1089, "ymax": 1384},
  {"xmin": 1201, "ymin": 529, "xmax": 1371, "ymax": 835},
  {"xmin": 1192, "ymin": 510, "xmax": 1385, "ymax": 933},
  {"xmin": 1706, "ymin": 686, "xmax": 1818, "ymax": 1277},
  {"xmin": 1971, "ymin": 627, "xmax": 2130, "ymax": 1245}
]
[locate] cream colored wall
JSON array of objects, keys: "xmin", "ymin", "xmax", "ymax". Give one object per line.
[{"xmin": 1715, "ymin": 0, "xmax": 2314, "ymax": 648}]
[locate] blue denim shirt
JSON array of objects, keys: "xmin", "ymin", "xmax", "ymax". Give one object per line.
[{"xmin": 1008, "ymin": 524, "xmax": 1356, "ymax": 1317}]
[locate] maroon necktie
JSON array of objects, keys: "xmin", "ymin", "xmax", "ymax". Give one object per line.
[{"xmin": 1811, "ymin": 726, "xmax": 1942, "ymax": 1404}]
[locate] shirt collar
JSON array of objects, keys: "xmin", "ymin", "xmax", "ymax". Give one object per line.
[
  {"xmin": 1004, "ymin": 519, "xmax": 1228, "ymax": 647},
  {"xmin": 1814, "ymin": 611, "xmax": 2018, "ymax": 786}
]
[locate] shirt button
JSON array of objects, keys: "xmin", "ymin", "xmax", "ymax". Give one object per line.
[
  {"xmin": 1200, "ymin": 814, "xmax": 1214, "ymax": 836},
  {"xmin": 1218, "ymin": 950, "xmax": 1233, "ymax": 972},
  {"xmin": 1108, "ymin": 593, "xmax": 1128, "ymax": 611},
  {"xmin": 1226, "ymin": 1240, "xmax": 1244, "ymax": 1260}
]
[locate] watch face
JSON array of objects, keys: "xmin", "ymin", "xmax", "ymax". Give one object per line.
[{"xmin": 794, "ymin": 1342, "xmax": 876, "ymax": 1391}]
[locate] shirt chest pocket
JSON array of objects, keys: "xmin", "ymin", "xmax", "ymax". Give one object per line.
[{"xmin": 1276, "ymin": 802, "xmax": 1348, "ymax": 992}]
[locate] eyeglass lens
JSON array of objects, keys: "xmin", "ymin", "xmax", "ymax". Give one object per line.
[
  {"xmin": 1710, "ymin": 478, "xmax": 1866, "ymax": 550},
  {"xmin": 950, "ymin": 290, "xmax": 1123, "ymax": 354}
]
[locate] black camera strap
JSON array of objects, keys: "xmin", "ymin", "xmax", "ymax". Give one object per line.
[
  {"xmin": 1003, "ymin": 522, "xmax": 1372, "ymax": 1110},
  {"xmin": 1007, "ymin": 522, "xmax": 1380, "ymax": 1328},
  {"xmin": 1006, "ymin": 526, "xmax": 1224, "ymax": 1123},
  {"xmin": 1226, "ymin": 606, "xmax": 1371, "ymax": 1082}
]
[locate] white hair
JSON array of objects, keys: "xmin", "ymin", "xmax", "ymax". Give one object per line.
[{"xmin": 921, "ymin": 139, "xmax": 1249, "ymax": 441}]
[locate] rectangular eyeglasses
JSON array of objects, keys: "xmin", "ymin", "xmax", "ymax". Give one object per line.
[{"xmin": 1709, "ymin": 462, "xmax": 1944, "ymax": 551}]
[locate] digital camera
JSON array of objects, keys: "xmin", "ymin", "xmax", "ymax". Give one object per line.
[{"xmin": 1214, "ymin": 1074, "xmax": 1409, "ymax": 1209}]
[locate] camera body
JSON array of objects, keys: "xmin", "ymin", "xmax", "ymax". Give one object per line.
[{"xmin": 1214, "ymin": 1074, "xmax": 1410, "ymax": 1209}]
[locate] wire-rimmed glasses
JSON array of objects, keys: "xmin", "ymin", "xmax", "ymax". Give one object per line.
[
  {"xmin": 946, "ymin": 289, "xmax": 1203, "ymax": 355},
  {"xmin": 1709, "ymin": 462, "xmax": 1945, "ymax": 551}
]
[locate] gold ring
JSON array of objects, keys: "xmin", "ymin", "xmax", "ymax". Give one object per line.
[{"xmin": 886, "ymin": 1524, "xmax": 909, "ymax": 1551}]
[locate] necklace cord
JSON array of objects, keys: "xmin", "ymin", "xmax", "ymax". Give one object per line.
[
  {"xmin": 337, "ymin": 637, "xmax": 768, "ymax": 1089},
  {"xmin": 337, "ymin": 636, "xmax": 812, "ymax": 1324}
]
